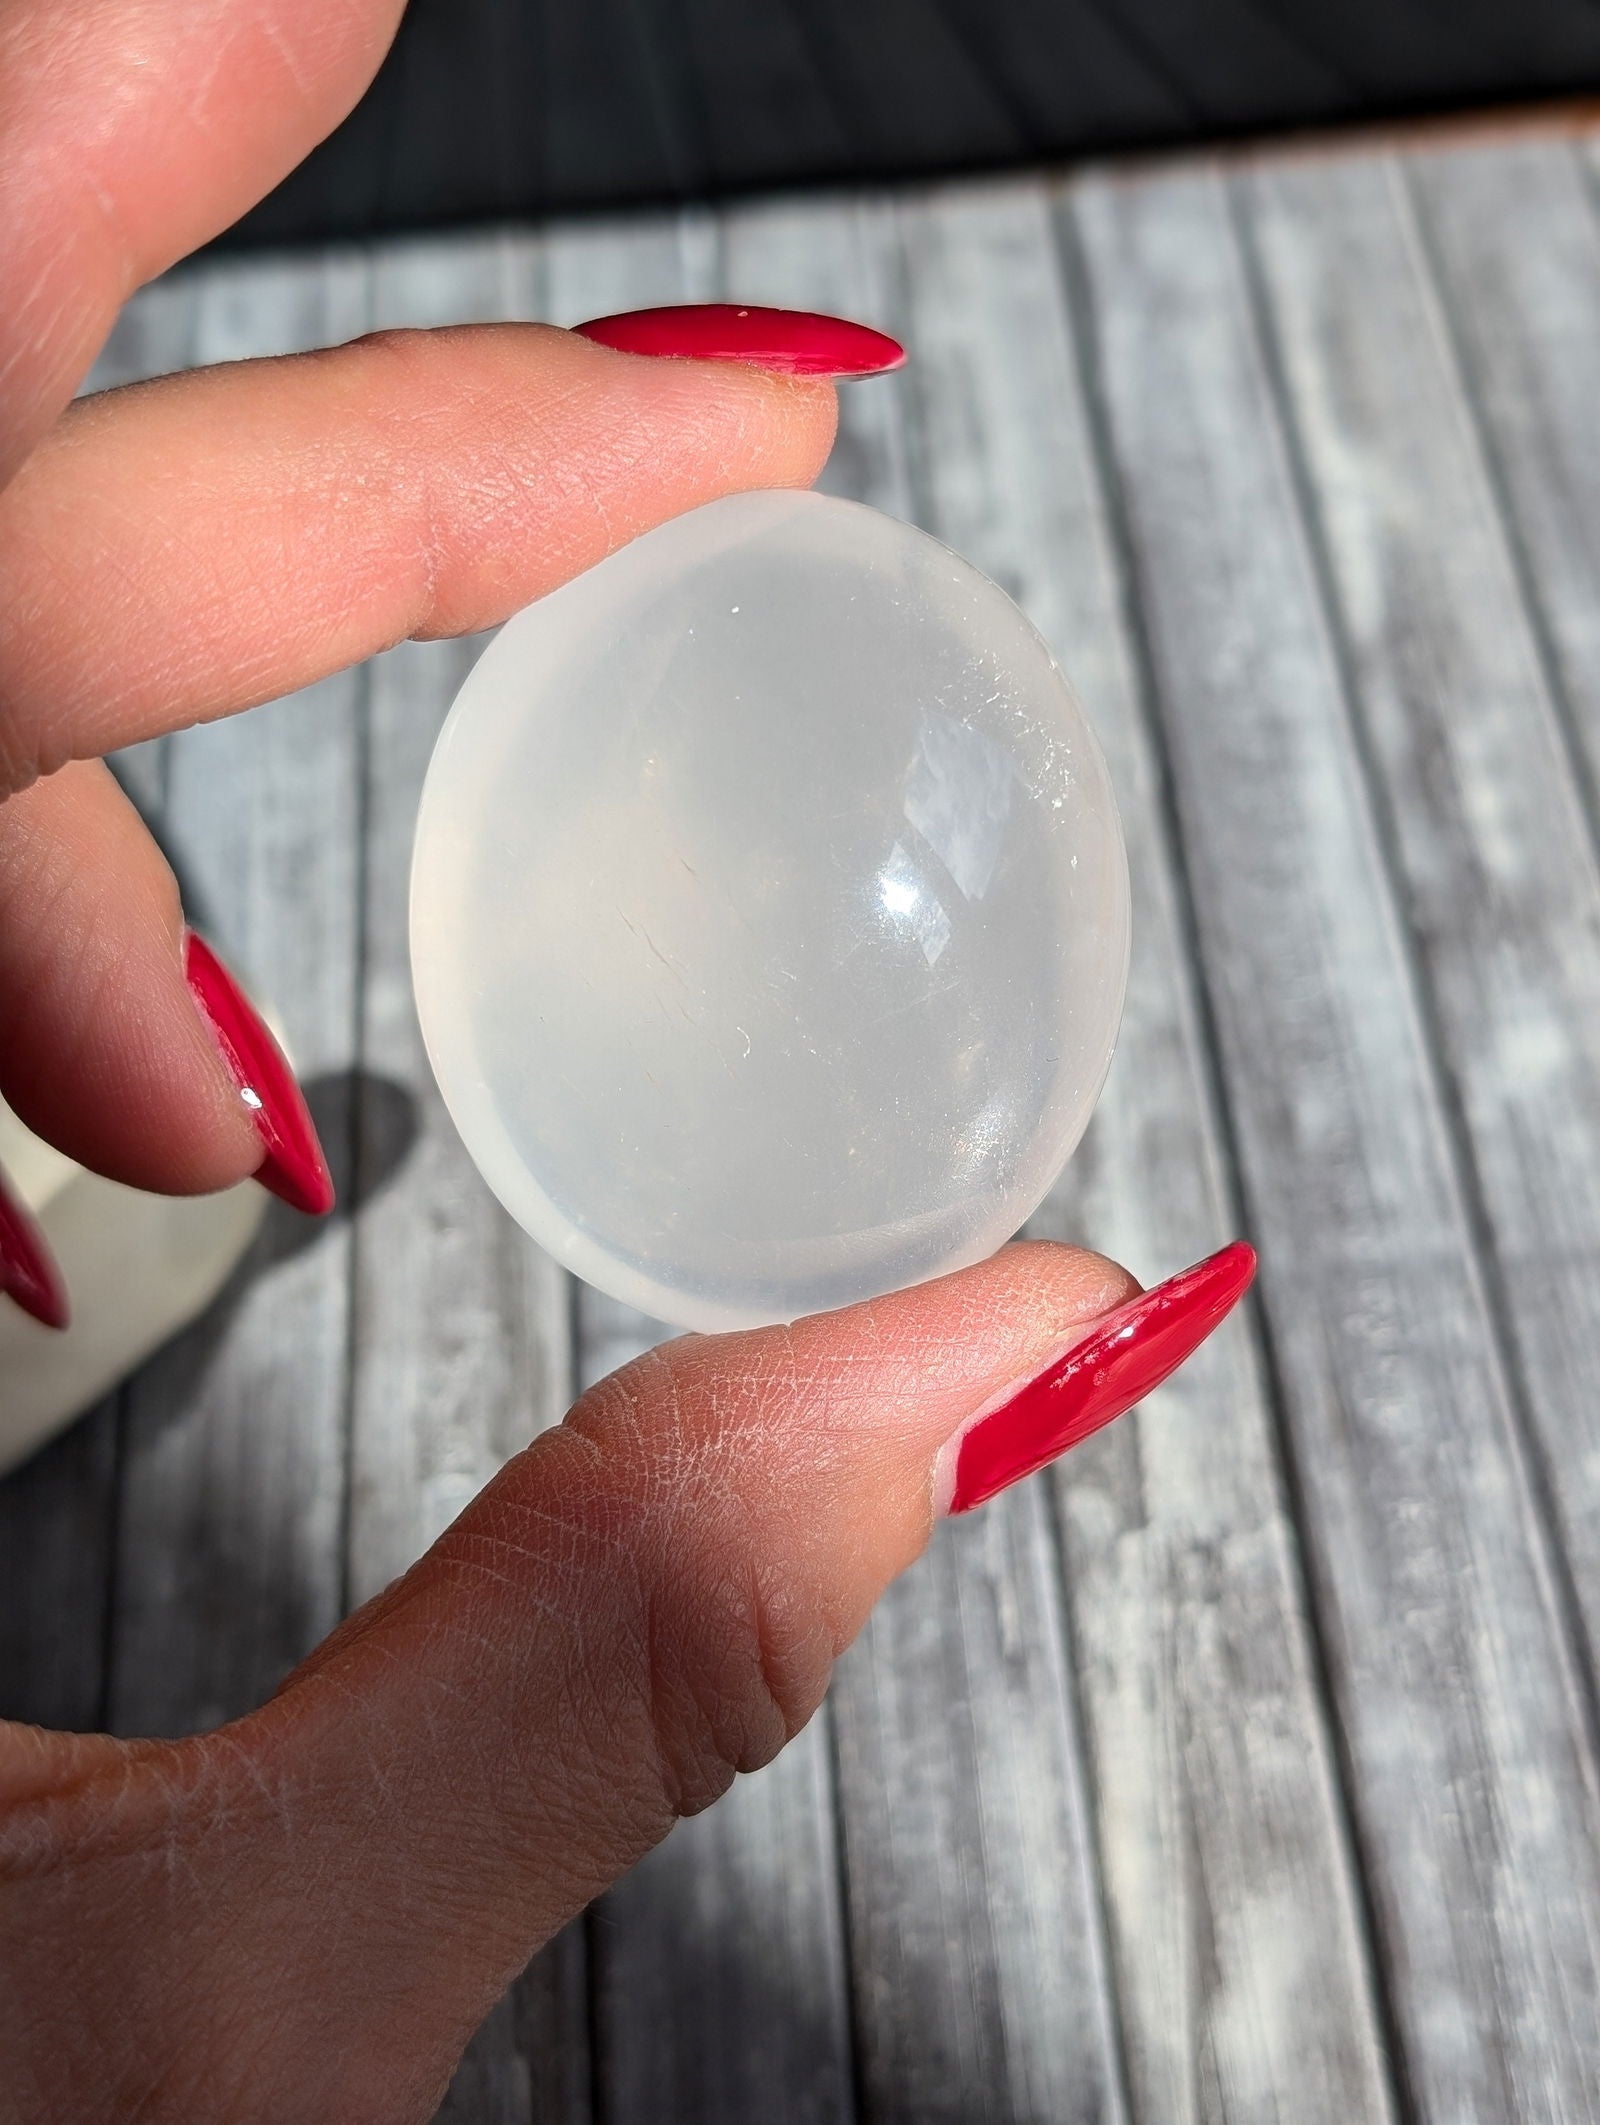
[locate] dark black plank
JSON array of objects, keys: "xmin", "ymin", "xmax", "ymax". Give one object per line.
[
  {"xmin": 781, "ymin": 0, "xmax": 1026, "ymax": 171},
  {"xmin": 223, "ymin": 0, "xmax": 1600, "ymax": 250},
  {"xmin": 536, "ymin": 0, "xmax": 706, "ymax": 205},
  {"xmin": 929, "ymin": 0, "xmax": 1196, "ymax": 143},
  {"xmin": 677, "ymin": 0, "xmax": 854, "ymax": 187}
]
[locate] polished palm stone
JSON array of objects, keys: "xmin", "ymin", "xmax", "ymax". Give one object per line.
[{"xmin": 410, "ymin": 490, "xmax": 1129, "ymax": 1332}]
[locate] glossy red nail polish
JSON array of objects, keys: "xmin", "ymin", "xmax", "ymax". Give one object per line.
[
  {"xmin": 946, "ymin": 1242, "xmax": 1257, "ymax": 1514},
  {"xmin": 0, "ymin": 1162, "xmax": 69, "ymax": 1330},
  {"xmin": 183, "ymin": 931, "xmax": 335, "ymax": 1217},
  {"xmin": 573, "ymin": 303, "xmax": 905, "ymax": 379}
]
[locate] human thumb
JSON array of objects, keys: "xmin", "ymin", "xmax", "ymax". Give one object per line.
[{"xmin": 0, "ymin": 1238, "xmax": 1251, "ymax": 2124}]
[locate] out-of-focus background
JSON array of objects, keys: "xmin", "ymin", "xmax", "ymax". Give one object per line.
[
  {"xmin": 7, "ymin": 7, "xmax": 1600, "ymax": 2123},
  {"xmin": 226, "ymin": 0, "xmax": 1600, "ymax": 241}
]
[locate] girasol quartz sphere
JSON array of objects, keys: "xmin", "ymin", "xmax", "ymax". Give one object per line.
[{"xmin": 410, "ymin": 490, "xmax": 1129, "ymax": 1333}]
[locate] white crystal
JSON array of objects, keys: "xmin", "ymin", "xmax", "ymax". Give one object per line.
[{"xmin": 411, "ymin": 491, "xmax": 1129, "ymax": 1332}]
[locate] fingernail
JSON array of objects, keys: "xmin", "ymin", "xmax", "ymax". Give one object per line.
[
  {"xmin": 573, "ymin": 303, "xmax": 905, "ymax": 379},
  {"xmin": 183, "ymin": 930, "xmax": 335, "ymax": 1217},
  {"xmin": 0, "ymin": 1162, "xmax": 69, "ymax": 1329},
  {"xmin": 941, "ymin": 1242, "xmax": 1257, "ymax": 1515}
]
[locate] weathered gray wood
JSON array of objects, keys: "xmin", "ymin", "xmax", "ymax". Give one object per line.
[
  {"xmin": 544, "ymin": 209, "xmax": 859, "ymax": 2125},
  {"xmin": 899, "ymin": 178, "xmax": 1393, "ymax": 2123},
  {"xmin": 0, "ymin": 1408, "xmax": 119, "ymax": 1731},
  {"xmin": 719, "ymin": 191, "xmax": 1128, "ymax": 2125},
  {"xmin": 1407, "ymin": 140, "xmax": 1600, "ymax": 826},
  {"xmin": 1245, "ymin": 134, "xmax": 1600, "ymax": 1798},
  {"xmin": 1070, "ymin": 159, "xmax": 1600, "ymax": 2122},
  {"xmin": 107, "ymin": 253, "xmax": 368, "ymax": 1737},
  {"xmin": 1403, "ymin": 140, "xmax": 1600, "ymax": 1623},
  {"xmin": 12, "ymin": 129, "xmax": 1600, "ymax": 2124},
  {"xmin": 587, "ymin": 1640, "xmax": 857, "ymax": 2125},
  {"xmin": 353, "ymin": 233, "xmax": 572, "ymax": 1616},
  {"xmin": 579, "ymin": 1277, "xmax": 860, "ymax": 2125},
  {"xmin": 574, "ymin": 1285, "xmax": 858, "ymax": 2125},
  {"xmin": 354, "ymin": 230, "xmax": 591, "ymax": 2125},
  {"xmin": 0, "ymin": 277, "xmax": 200, "ymax": 1737}
]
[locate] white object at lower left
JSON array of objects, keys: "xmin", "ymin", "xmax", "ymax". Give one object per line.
[{"xmin": 0, "ymin": 1098, "xmax": 266, "ymax": 1476}]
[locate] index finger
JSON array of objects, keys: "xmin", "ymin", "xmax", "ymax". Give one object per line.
[
  {"xmin": 0, "ymin": 324, "xmax": 839, "ymax": 793},
  {"xmin": 0, "ymin": 0, "xmax": 404, "ymax": 485},
  {"xmin": 0, "ymin": 330, "xmax": 837, "ymax": 1198}
]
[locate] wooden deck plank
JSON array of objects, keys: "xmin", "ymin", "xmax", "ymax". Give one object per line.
[
  {"xmin": 677, "ymin": 0, "xmax": 854, "ymax": 188},
  {"xmin": 105, "ymin": 253, "xmax": 368, "ymax": 1737},
  {"xmin": 352, "ymin": 231, "xmax": 591, "ymax": 2125},
  {"xmin": 0, "ymin": 281, "xmax": 198, "ymax": 1736},
  {"xmin": 1406, "ymin": 140, "xmax": 1600, "ymax": 833},
  {"xmin": 786, "ymin": 0, "xmax": 1025, "ymax": 172},
  {"xmin": 925, "ymin": 0, "xmax": 1187, "ymax": 148},
  {"xmin": 353, "ymin": 236, "xmax": 572, "ymax": 1608},
  {"xmin": 7, "ymin": 131, "xmax": 1600, "ymax": 2121},
  {"xmin": 575, "ymin": 1275, "xmax": 861, "ymax": 2125},
  {"xmin": 0, "ymin": 1410, "xmax": 120, "ymax": 1732},
  {"xmin": 1244, "ymin": 130, "xmax": 1600, "ymax": 1783},
  {"xmin": 226, "ymin": 0, "xmax": 1600, "ymax": 247},
  {"xmin": 1066, "ymin": 0, "xmax": 1343, "ymax": 125},
  {"xmin": 1069, "ymin": 159, "xmax": 1600, "ymax": 2120},
  {"xmin": 719, "ymin": 191, "xmax": 1129, "ymax": 2125},
  {"xmin": 541, "ymin": 210, "xmax": 860, "ymax": 2125},
  {"xmin": 896, "ymin": 177, "xmax": 1394, "ymax": 2123},
  {"xmin": 533, "ymin": 0, "xmax": 701, "ymax": 208},
  {"xmin": 1401, "ymin": 149, "xmax": 1600, "ymax": 1644}
]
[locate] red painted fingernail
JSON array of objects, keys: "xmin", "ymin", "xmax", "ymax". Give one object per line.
[
  {"xmin": 573, "ymin": 303, "xmax": 905, "ymax": 379},
  {"xmin": 183, "ymin": 931, "xmax": 334, "ymax": 1217},
  {"xmin": 0, "ymin": 1162, "xmax": 69, "ymax": 1330},
  {"xmin": 944, "ymin": 1242, "xmax": 1257, "ymax": 1514}
]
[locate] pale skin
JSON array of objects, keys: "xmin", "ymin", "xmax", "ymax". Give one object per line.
[{"xmin": 0, "ymin": 5, "xmax": 1140, "ymax": 2116}]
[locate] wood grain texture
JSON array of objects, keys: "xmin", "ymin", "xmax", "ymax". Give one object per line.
[
  {"xmin": 353, "ymin": 233, "xmax": 571, "ymax": 1607},
  {"xmin": 543, "ymin": 208, "xmax": 860, "ymax": 2125},
  {"xmin": 534, "ymin": 0, "xmax": 704, "ymax": 208},
  {"xmin": 105, "ymin": 254, "xmax": 368, "ymax": 1737},
  {"xmin": 352, "ymin": 231, "xmax": 591, "ymax": 2125},
  {"xmin": 1407, "ymin": 141, "xmax": 1600, "ymax": 831},
  {"xmin": 784, "ymin": 0, "xmax": 1025, "ymax": 172},
  {"xmin": 0, "ymin": 1408, "xmax": 120, "ymax": 1731},
  {"xmin": 571, "ymin": 1287, "xmax": 857, "ymax": 2125},
  {"xmin": 0, "ymin": 281, "xmax": 198, "ymax": 1736},
  {"xmin": 1244, "ymin": 138, "xmax": 1600, "ymax": 1777},
  {"xmin": 224, "ymin": 0, "xmax": 1600, "ymax": 247},
  {"xmin": 8, "ymin": 131, "xmax": 1600, "ymax": 2125},
  {"xmin": 719, "ymin": 191, "xmax": 1127, "ymax": 2125},
  {"xmin": 895, "ymin": 177, "xmax": 1394, "ymax": 2124},
  {"xmin": 925, "ymin": 0, "xmax": 1187, "ymax": 147},
  {"xmin": 677, "ymin": 0, "xmax": 853, "ymax": 187},
  {"xmin": 1070, "ymin": 159, "xmax": 1600, "ymax": 2121}
]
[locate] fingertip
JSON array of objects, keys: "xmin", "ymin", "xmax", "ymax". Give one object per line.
[
  {"xmin": 182, "ymin": 930, "xmax": 335, "ymax": 1216},
  {"xmin": 571, "ymin": 302, "xmax": 904, "ymax": 379},
  {"xmin": 990, "ymin": 1235, "xmax": 1144, "ymax": 1328},
  {"xmin": 0, "ymin": 763, "xmax": 272, "ymax": 1199},
  {"xmin": 0, "ymin": 1162, "xmax": 70, "ymax": 1329},
  {"xmin": 546, "ymin": 317, "xmax": 841, "ymax": 482}
]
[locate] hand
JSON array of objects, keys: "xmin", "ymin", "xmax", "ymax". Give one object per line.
[{"xmin": 0, "ymin": 4, "xmax": 1253, "ymax": 2116}]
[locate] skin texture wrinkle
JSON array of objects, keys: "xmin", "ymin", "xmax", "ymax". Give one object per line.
[{"xmin": 0, "ymin": 6, "xmax": 1250, "ymax": 2117}]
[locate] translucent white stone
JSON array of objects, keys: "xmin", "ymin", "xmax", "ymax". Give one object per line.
[{"xmin": 410, "ymin": 491, "xmax": 1129, "ymax": 1332}]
